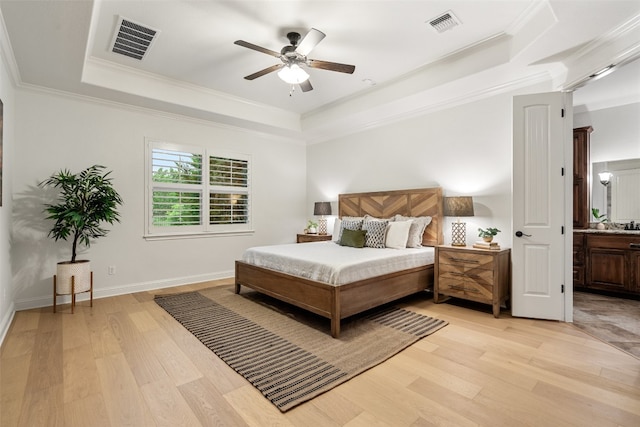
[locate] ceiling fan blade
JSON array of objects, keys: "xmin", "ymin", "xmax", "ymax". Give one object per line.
[
  {"xmin": 244, "ymin": 64, "xmax": 284, "ymax": 80},
  {"xmin": 295, "ymin": 28, "xmax": 326, "ymax": 56},
  {"xmin": 307, "ymin": 59, "xmax": 355, "ymax": 74},
  {"xmin": 234, "ymin": 40, "xmax": 281, "ymax": 58},
  {"xmin": 300, "ymin": 79, "xmax": 313, "ymax": 92}
]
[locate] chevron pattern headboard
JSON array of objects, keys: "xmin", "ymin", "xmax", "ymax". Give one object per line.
[{"xmin": 338, "ymin": 187, "xmax": 444, "ymax": 247}]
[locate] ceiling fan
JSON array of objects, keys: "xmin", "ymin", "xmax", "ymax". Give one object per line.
[{"xmin": 234, "ymin": 28, "xmax": 356, "ymax": 92}]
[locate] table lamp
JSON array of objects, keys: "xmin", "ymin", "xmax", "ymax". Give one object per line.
[
  {"xmin": 444, "ymin": 196, "xmax": 474, "ymax": 246},
  {"xmin": 314, "ymin": 202, "xmax": 332, "ymax": 235}
]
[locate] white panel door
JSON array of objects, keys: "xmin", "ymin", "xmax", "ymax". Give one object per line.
[
  {"xmin": 512, "ymin": 92, "xmax": 569, "ymax": 320},
  {"xmin": 612, "ymin": 169, "xmax": 640, "ymax": 222}
]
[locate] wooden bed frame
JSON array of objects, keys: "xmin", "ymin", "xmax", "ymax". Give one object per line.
[{"xmin": 235, "ymin": 187, "xmax": 444, "ymax": 338}]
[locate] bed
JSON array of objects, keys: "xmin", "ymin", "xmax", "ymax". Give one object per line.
[{"xmin": 235, "ymin": 187, "xmax": 444, "ymax": 338}]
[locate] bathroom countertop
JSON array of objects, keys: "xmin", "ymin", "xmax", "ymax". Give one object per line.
[{"xmin": 574, "ymin": 228, "xmax": 640, "ymax": 235}]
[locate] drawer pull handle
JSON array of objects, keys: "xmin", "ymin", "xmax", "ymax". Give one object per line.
[
  {"xmin": 448, "ymin": 285, "xmax": 479, "ymax": 293},
  {"xmin": 450, "ymin": 258, "xmax": 479, "ymax": 264},
  {"xmin": 631, "ymin": 243, "xmax": 640, "ymax": 249}
]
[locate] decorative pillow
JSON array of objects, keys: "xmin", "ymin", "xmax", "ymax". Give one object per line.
[
  {"xmin": 362, "ymin": 218, "xmax": 389, "ymax": 248},
  {"xmin": 364, "ymin": 214, "xmax": 395, "ymax": 223},
  {"xmin": 332, "ymin": 218, "xmax": 342, "ymax": 241},
  {"xmin": 395, "ymin": 215, "xmax": 432, "ymax": 248},
  {"xmin": 338, "ymin": 217, "xmax": 364, "ymax": 241},
  {"xmin": 339, "ymin": 228, "xmax": 367, "ymax": 248},
  {"xmin": 385, "ymin": 220, "xmax": 412, "ymax": 249}
]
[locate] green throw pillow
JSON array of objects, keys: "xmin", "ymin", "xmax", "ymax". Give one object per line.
[{"xmin": 340, "ymin": 228, "xmax": 367, "ymax": 248}]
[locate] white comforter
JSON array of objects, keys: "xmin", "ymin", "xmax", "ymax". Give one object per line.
[{"xmin": 242, "ymin": 241, "xmax": 435, "ymax": 286}]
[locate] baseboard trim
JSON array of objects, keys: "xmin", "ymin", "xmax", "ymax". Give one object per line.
[
  {"xmin": 13, "ymin": 271, "xmax": 234, "ymax": 311},
  {"xmin": 0, "ymin": 302, "xmax": 16, "ymax": 347}
]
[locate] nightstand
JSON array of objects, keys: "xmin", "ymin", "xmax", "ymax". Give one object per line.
[
  {"xmin": 434, "ymin": 245, "xmax": 511, "ymax": 317},
  {"xmin": 296, "ymin": 233, "xmax": 332, "ymax": 243}
]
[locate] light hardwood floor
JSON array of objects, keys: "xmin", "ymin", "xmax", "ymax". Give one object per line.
[{"xmin": 2, "ymin": 278, "xmax": 639, "ymax": 426}]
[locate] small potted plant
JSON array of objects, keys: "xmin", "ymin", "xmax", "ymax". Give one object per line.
[
  {"xmin": 592, "ymin": 208, "xmax": 608, "ymax": 230},
  {"xmin": 478, "ymin": 227, "xmax": 501, "ymax": 242},
  {"xmin": 306, "ymin": 220, "xmax": 318, "ymax": 234},
  {"xmin": 41, "ymin": 165, "xmax": 123, "ymax": 311}
]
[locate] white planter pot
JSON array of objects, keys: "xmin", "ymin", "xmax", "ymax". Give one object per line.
[{"xmin": 56, "ymin": 260, "xmax": 92, "ymax": 294}]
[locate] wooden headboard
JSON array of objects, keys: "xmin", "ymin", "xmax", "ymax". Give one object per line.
[{"xmin": 338, "ymin": 187, "xmax": 444, "ymax": 247}]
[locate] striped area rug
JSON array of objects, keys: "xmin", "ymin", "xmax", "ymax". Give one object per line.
[{"xmin": 154, "ymin": 286, "xmax": 447, "ymax": 412}]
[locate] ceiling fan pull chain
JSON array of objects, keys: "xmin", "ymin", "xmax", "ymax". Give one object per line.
[{"xmin": 289, "ymin": 85, "xmax": 296, "ymax": 97}]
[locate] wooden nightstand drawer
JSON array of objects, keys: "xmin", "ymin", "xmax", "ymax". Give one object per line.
[
  {"xmin": 437, "ymin": 277, "xmax": 494, "ymax": 300},
  {"xmin": 439, "ymin": 265, "xmax": 494, "ymax": 287},
  {"xmin": 438, "ymin": 250, "xmax": 494, "ymax": 269},
  {"xmin": 434, "ymin": 245, "xmax": 511, "ymax": 318},
  {"xmin": 297, "ymin": 233, "xmax": 332, "ymax": 243}
]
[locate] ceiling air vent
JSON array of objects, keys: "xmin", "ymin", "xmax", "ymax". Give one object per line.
[
  {"xmin": 110, "ymin": 17, "xmax": 158, "ymax": 60},
  {"xmin": 428, "ymin": 11, "xmax": 461, "ymax": 33}
]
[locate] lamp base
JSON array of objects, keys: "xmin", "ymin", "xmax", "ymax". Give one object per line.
[
  {"xmin": 318, "ymin": 218, "xmax": 328, "ymax": 235},
  {"xmin": 451, "ymin": 222, "xmax": 467, "ymax": 246}
]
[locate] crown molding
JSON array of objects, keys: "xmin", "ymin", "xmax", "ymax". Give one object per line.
[
  {"xmin": 16, "ymin": 82, "xmax": 305, "ymax": 145},
  {"xmin": 562, "ymin": 13, "xmax": 640, "ymax": 90},
  {"xmin": 304, "ymin": 69, "xmax": 552, "ymax": 145}
]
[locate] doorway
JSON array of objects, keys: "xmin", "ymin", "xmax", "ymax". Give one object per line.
[{"xmin": 571, "ymin": 58, "xmax": 640, "ymax": 355}]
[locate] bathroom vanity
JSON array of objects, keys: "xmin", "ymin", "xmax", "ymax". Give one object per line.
[
  {"xmin": 572, "ymin": 124, "xmax": 640, "ymax": 297},
  {"xmin": 574, "ymin": 230, "xmax": 640, "ymax": 297}
]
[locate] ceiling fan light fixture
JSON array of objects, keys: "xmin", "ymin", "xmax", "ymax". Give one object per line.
[{"xmin": 278, "ymin": 64, "xmax": 310, "ymax": 84}]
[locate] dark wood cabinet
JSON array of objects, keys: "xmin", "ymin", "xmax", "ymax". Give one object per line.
[
  {"xmin": 573, "ymin": 233, "xmax": 585, "ymax": 287},
  {"xmin": 573, "ymin": 126, "xmax": 592, "ymax": 229},
  {"xmin": 578, "ymin": 233, "xmax": 640, "ymax": 296},
  {"xmin": 632, "ymin": 251, "xmax": 640, "ymax": 293}
]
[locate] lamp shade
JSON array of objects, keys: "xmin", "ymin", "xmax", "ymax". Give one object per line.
[
  {"xmin": 444, "ymin": 196, "xmax": 474, "ymax": 217},
  {"xmin": 314, "ymin": 202, "xmax": 332, "ymax": 216},
  {"xmin": 598, "ymin": 171, "xmax": 612, "ymax": 186}
]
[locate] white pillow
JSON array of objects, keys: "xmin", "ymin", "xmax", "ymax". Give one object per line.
[
  {"xmin": 395, "ymin": 215, "xmax": 432, "ymax": 247},
  {"xmin": 385, "ymin": 221, "xmax": 412, "ymax": 249},
  {"xmin": 332, "ymin": 218, "xmax": 342, "ymax": 241}
]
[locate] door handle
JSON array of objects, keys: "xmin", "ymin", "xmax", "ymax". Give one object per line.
[{"xmin": 515, "ymin": 231, "xmax": 532, "ymax": 238}]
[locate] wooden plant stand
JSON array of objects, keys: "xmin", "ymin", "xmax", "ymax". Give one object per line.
[{"xmin": 53, "ymin": 272, "xmax": 93, "ymax": 313}]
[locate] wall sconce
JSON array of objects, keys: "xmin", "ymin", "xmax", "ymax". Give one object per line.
[
  {"xmin": 444, "ymin": 196, "xmax": 474, "ymax": 246},
  {"xmin": 314, "ymin": 202, "xmax": 332, "ymax": 235},
  {"xmin": 599, "ymin": 171, "xmax": 612, "ymax": 186}
]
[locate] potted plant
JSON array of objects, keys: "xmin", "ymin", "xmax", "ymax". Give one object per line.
[
  {"xmin": 307, "ymin": 219, "xmax": 318, "ymax": 234},
  {"xmin": 592, "ymin": 208, "xmax": 608, "ymax": 229},
  {"xmin": 41, "ymin": 165, "xmax": 123, "ymax": 311},
  {"xmin": 478, "ymin": 227, "xmax": 501, "ymax": 242}
]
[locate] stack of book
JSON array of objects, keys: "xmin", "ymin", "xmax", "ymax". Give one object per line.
[{"xmin": 472, "ymin": 240, "xmax": 501, "ymax": 250}]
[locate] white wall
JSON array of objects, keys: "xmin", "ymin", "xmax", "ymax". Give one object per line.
[
  {"xmin": 307, "ymin": 88, "xmax": 527, "ymax": 248},
  {"xmin": 574, "ymin": 102, "xmax": 640, "ymax": 164},
  {"xmin": 0, "ymin": 35, "xmax": 16, "ymax": 342},
  {"xmin": 11, "ymin": 88, "xmax": 307, "ymax": 309}
]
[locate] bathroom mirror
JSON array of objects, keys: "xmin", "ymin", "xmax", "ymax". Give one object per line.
[{"xmin": 592, "ymin": 158, "xmax": 640, "ymax": 223}]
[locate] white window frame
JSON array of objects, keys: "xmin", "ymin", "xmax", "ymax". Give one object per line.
[{"xmin": 144, "ymin": 139, "xmax": 252, "ymax": 239}]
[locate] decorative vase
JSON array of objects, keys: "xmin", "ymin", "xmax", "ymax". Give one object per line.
[
  {"xmin": 308, "ymin": 227, "xmax": 317, "ymax": 234},
  {"xmin": 482, "ymin": 236, "xmax": 493, "ymax": 243},
  {"xmin": 596, "ymin": 222, "xmax": 606, "ymax": 230}
]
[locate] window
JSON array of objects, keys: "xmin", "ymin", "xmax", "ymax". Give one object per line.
[{"xmin": 146, "ymin": 140, "xmax": 251, "ymax": 237}]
